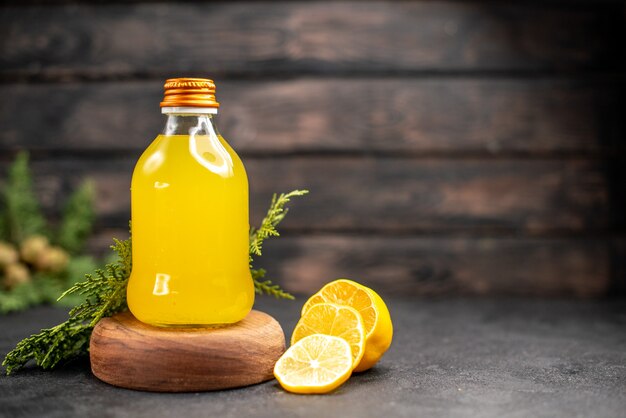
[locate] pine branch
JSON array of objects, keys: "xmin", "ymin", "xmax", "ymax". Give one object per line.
[
  {"xmin": 252, "ymin": 268, "xmax": 295, "ymax": 300},
  {"xmin": 249, "ymin": 190, "xmax": 308, "ymax": 261},
  {"xmin": 57, "ymin": 255, "xmax": 99, "ymax": 305},
  {"xmin": 3, "ymin": 319, "xmax": 93, "ymax": 375},
  {"xmin": 249, "ymin": 190, "xmax": 308, "ymax": 299},
  {"xmin": 2, "ymin": 237, "xmax": 131, "ymax": 374},
  {"xmin": 56, "ymin": 180, "xmax": 95, "ymax": 254},
  {"xmin": 2, "ymin": 152, "xmax": 47, "ymax": 244},
  {"xmin": 59, "ymin": 238, "xmax": 131, "ymax": 326}
]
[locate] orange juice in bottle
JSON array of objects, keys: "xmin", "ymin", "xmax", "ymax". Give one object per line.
[{"xmin": 126, "ymin": 78, "xmax": 254, "ymax": 326}]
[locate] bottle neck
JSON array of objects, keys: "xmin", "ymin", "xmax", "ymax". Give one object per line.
[{"xmin": 162, "ymin": 113, "xmax": 220, "ymax": 137}]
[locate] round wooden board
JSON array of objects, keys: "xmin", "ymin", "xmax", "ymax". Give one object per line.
[{"xmin": 90, "ymin": 310, "xmax": 286, "ymax": 392}]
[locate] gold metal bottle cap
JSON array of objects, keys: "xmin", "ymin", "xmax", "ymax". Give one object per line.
[{"xmin": 160, "ymin": 78, "xmax": 220, "ymax": 108}]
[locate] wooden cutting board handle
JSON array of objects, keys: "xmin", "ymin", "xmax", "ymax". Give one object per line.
[{"xmin": 90, "ymin": 310, "xmax": 286, "ymax": 392}]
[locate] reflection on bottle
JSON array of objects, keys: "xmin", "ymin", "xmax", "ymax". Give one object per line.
[
  {"xmin": 152, "ymin": 273, "xmax": 171, "ymax": 296},
  {"xmin": 188, "ymin": 119, "xmax": 233, "ymax": 177},
  {"xmin": 143, "ymin": 150, "xmax": 165, "ymax": 175}
]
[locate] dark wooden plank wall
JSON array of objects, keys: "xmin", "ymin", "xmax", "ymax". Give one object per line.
[{"xmin": 0, "ymin": 1, "xmax": 624, "ymax": 297}]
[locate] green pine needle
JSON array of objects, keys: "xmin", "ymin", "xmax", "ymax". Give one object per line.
[
  {"xmin": 3, "ymin": 190, "xmax": 308, "ymax": 374},
  {"xmin": 249, "ymin": 189, "xmax": 308, "ymax": 299},
  {"xmin": 252, "ymin": 268, "xmax": 295, "ymax": 300},
  {"xmin": 249, "ymin": 190, "xmax": 309, "ymax": 261}
]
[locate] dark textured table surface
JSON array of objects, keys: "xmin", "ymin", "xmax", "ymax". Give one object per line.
[{"xmin": 1, "ymin": 298, "xmax": 625, "ymax": 418}]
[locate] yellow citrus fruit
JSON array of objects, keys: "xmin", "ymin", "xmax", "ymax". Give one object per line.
[
  {"xmin": 301, "ymin": 279, "xmax": 393, "ymax": 372},
  {"xmin": 291, "ymin": 303, "xmax": 365, "ymax": 368},
  {"xmin": 274, "ymin": 334, "xmax": 353, "ymax": 394}
]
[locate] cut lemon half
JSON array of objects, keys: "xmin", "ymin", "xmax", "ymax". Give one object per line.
[
  {"xmin": 291, "ymin": 303, "xmax": 365, "ymax": 368},
  {"xmin": 301, "ymin": 279, "xmax": 393, "ymax": 372},
  {"xmin": 274, "ymin": 334, "xmax": 353, "ymax": 394}
]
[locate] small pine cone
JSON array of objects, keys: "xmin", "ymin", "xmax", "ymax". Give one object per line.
[
  {"xmin": 0, "ymin": 242, "xmax": 19, "ymax": 267},
  {"xmin": 20, "ymin": 235, "xmax": 50, "ymax": 264},
  {"xmin": 4, "ymin": 263, "xmax": 31, "ymax": 289},
  {"xmin": 35, "ymin": 246, "xmax": 70, "ymax": 273}
]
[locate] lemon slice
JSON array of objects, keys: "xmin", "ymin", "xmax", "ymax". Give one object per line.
[
  {"xmin": 291, "ymin": 303, "xmax": 365, "ymax": 368},
  {"xmin": 301, "ymin": 279, "xmax": 393, "ymax": 372},
  {"xmin": 274, "ymin": 334, "xmax": 353, "ymax": 394}
]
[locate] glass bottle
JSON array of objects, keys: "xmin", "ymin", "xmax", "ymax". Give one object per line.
[{"xmin": 126, "ymin": 78, "xmax": 254, "ymax": 326}]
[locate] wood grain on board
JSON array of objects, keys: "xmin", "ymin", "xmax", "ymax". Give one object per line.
[
  {"xmin": 0, "ymin": 157, "xmax": 610, "ymax": 234},
  {"xmin": 1, "ymin": 2, "xmax": 623, "ymax": 77},
  {"xmin": 90, "ymin": 310, "xmax": 286, "ymax": 392},
  {"xmin": 0, "ymin": 79, "xmax": 623, "ymax": 155}
]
